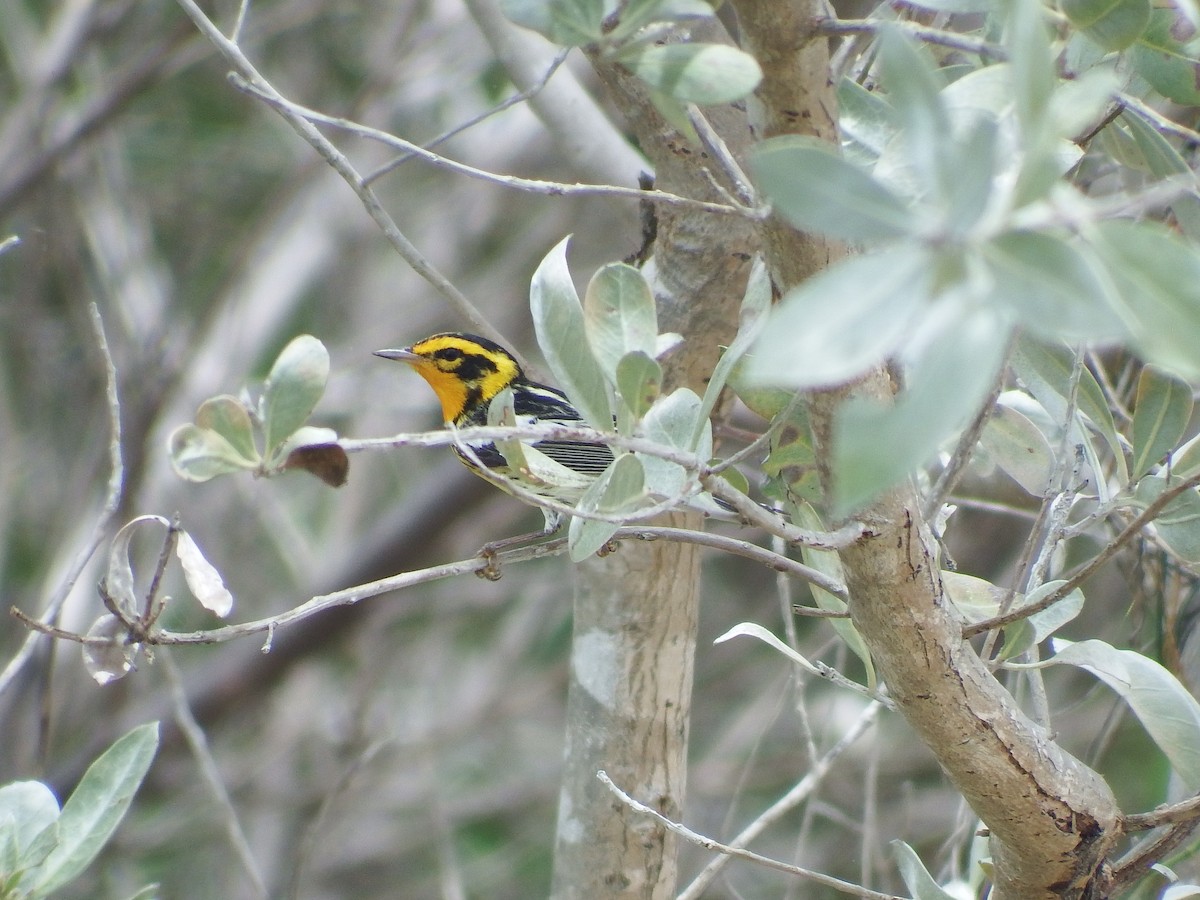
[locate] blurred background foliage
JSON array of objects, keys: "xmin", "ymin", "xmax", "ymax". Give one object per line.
[{"xmin": 0, "ymin": 0, "xmax": 1189, "ymax": 897}]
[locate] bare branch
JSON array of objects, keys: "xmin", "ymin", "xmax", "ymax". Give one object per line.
[
  {"xmin": 599, "ymin": 770, "xmax": 903, "ymax": 899},
  {"xmin": 162, "ymin": 650, "xmax": 269, "ymax": 898},
  {"xmin": 171, "ymin": 0, "xmax": 516, "ymax": 355},
  {"xmin": 0, "ymin": 303, "xmax": 125, "ymax": 698}
]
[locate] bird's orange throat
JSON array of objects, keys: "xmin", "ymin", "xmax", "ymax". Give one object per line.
[{"xmin": 406, "ymin": 360, "xmax": 472, "ymax": 424}]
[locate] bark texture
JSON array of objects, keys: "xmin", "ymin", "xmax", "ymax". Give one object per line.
[
  {"xmin": 549, "ymin": 17, "xmax": 756, "ymax": 898},
  {"xmin": 729, "ymin": 3, "xmax": 1124, "ymax": 896}
]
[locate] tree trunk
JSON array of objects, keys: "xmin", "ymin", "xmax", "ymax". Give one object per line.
[
  {"xmin": 550, "ymin": 517, "xmax": 700, "ymax": 898},
  {"xmin": 728, "ymin": 1, "xmax": 1124, "ymax": 894},
  {"xmin": 549, "ymin": 18, "xmax": 757, "ymax": 897}
]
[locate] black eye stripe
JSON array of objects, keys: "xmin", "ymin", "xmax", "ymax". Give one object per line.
[{"xmin": 456, "ymin": 354, "xmax": 498, "ymax": 380}]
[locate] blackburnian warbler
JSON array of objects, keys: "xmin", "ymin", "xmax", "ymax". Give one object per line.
[
  {"xmin": 376, "ymin": 332, "xmax": 759, "ymax": 560},
  {"xmin": 374, "ymin": 333, "xmax": 615, "ymax": 520}
]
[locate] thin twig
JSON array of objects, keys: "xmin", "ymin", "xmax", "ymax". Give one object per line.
[
  {"xmin": 685, "ymin": 103, "xmax": 757, "ymax": 205},
  {"xmin": 1118, "ymin": 92, "xmax": 1200, "ymax": 146},
  {"xmin": 230, "ymin": 75, "xmax": 758, "ymax": 219},
  {"xmin": 1124, "ymin": 793, "xmax": 1200, "ymax": 830},
  {"xmin": 965, "ymin": 469, "xmax": 1200, "ymax": 637},
  {"xmin": 171, "ymin": 0, "xmax": 517, "ymax": 356},
  {"xmin": 600, "ymin": 762, "xmax": 902, "ymax": 900},
  {"xmin": 346, "ymin": 423, "xmax": 863, "ymax": 548},
  {"xmin": 162, "ymin": 650, "xmax": 270, "ymax": 898},
  {"xmin": 0, "ymin": 304, "xmax": 125, "ymax": 698},
  {"xmin": 817, "ymin": 17, "xmax": 1007, "ymax": 59},
  {"xmin": 623, "ymin": 527, "xmax": 849, "ymax": 601},
  {"xmin": 14, "ymin": 519, "xmax": 850, "ymax": 651},
  {"xmin": 364, "ymin": 49, "xmax": 570, "ymax": 185},
  {"xmin": 922, "ymin": 343, "xmax": 1011, "ymax": 522}
]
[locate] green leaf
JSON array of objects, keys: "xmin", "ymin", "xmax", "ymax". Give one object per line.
[
  {"xmin": 0, "ymin": 781, "xmax": 59, "ymax": 877},
  {"xmin": 568, "ymin": 454, "xmax": 645, "ymax": 560},
  {"xmin": 745, "ymin": 246, "xmax": 930, "ymax": 389},
  {"xmin": 998, "ymin": 581, "xmax": 1085, "ymax": 660},
  {"xmin": 942, "ymin": 571, "xmax": 1010, "ymax": 623},
  {"xmin": 617, "ymin": 43, "xmax": 762, "ymax": 104},
  {"xmin": 694, "ymin": 256, "xmax": 770, "ymax": 446},
  {"xmin": 978, "ymin": 402, "xmax": 1055, "ymax": 496},
  {"xmin": 939, "ymin": 116, "xmax": 998, "ymax": 236},
  {"xmin": 833, "ymin": 306, "xmax": 1010, "ymax": 514},
  {"xmin": 1008, "ymin": 0, "xmax": 1056, "ymax": 138},
  {"xmin": 983, "ymin": 231, "xmax": 1127, "ymax": 341},
  {"xmin": 1121, "ymin": 111, "xmax": 1200, "ymax": 242},
  {"xmin": 194, "ymin": 396, "xmax": 259, "ymax": 464},
  {"xmin": 1130, "ymin": 9, "xmax": 1200, "ymax": 105},
  {"xmin": 762, "ymin": 404, "xmax": 821, "ymax": 505},
  {"xmin": 1044, "ymin": 639, "xmax": 1200, "ymax": 790},
  {"xmin": 33, "ymin": 723, "xmax": 159, "ymax": 894},
  {"xmin": 606, "ymin": 0, "xmax": 714, "ymax": 41},
  {"xmin": 878, "ymin": 28, "xmax": 951, "ymax": 204},
  {"xmin": 752, "ymin": 136, "xmax": 915, "ymax": 242},
  {"xmin": 892, "ymin": 840, "xmax": 958, "ymax": 900},
  {"xmin": 583, "ymin": 262, "xmax": 658, "ymax": 382},
  {"xmin": 1171, "ymin": 431, "xmax": 1200, "ymax": 478},
  {"xmin": 615, "ymin": 351, "xmax": 662, "ymax": 419},
  {"xmin": 1062, "ymin": 0, "xmax": 1150, "ymax": 49},
  {"xmin": 1010, "ymin": 336, "xmax": 1126, "ymax": 481},
  {"xmin": 638, "ymin": 388, "xmax": 707, "ymax": 499},
  {"xmin": 838, "ymin": 77, "xmax": 899, "ymax": 163},
  {"xmin": 262, "ymin": 335, "xmax": 329, "ymax": 459},
  {"xmin": 792, "ymin": 502, "xmax": 875, "ymax": 688},
  {"xmin": 531, "ymin": 238, "xmax": 614, "ymax": 432},
  {"xmin": 1131, "ymin": 365, "xmax": 1193, "ymax": 479},
  {"xmin": 1134, "ymin": 475, "xmax": 1200, "ymax": 562},
  {"xmin": 1093, "ymin": 220, "xmax": 1200, "ymax": 380},
  {"xmin": 168, "ymin": 424, "xmax": 258, "ymax": 482},
  {"xmin": 500, "ymin": 0, "xmax": 608, "ymax": 45}
]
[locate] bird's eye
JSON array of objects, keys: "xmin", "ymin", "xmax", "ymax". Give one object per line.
[{"xmin": 435, "ymin": 347, "xmax": 465, "ymax": 362}]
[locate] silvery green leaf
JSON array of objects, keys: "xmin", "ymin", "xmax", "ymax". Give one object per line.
[
  {"xmin": 746, "ymin": 246, "xmax": 930, "ymax": 390},
  {"xmin": 753, "ymin": 136, "xmax": 916, "ymax": 242},
  {"xmin": 568, "ymin": 454, "xmax": 645, "ymax": 560},
  {"xmin": 893, "ymin": 840, "xmax": 959, "ymax": 900},
  {"xmin": 106, "ymin": 515, "xmax": 170, "ymax": 620},
  {"xmin": 82, "ymin": 615, "xmax": 138, "ymax": 686},
  {"xmin": 1095, "ymin": 220, "xmax": 1200, "ymax": 381},
  {"xmin": 583, "ymin": 263, "xmax": 657, "ymax": 382},
  {"xmin": 639, "ymin": 388, "xmax": 705, "ymax": 498},
  {"xmin": 1043, "ymin": 640, "xmax": 1200, "ymax": 790},
  {"xmin": 500, "ymin": 0, "xmax": 608, "ymax": 45},
  {"xmin": 175, "ymin": 532, "xmax": 233, "ymax": 618},
  {"xmin": 33, "ymin": 723, "xmax": 159, "ymax": 894},
  {"xmin": 194, "ymin": 396, "xmax": 259, "ymax": 465},
  {"xmin": 694, "ymin": 256, "xmax": 770, "ymax": 446},
  {"xmin": 615, "ymin": 351, "xmax": 662, "ymax": 419},
  {"xmin": 1131, "ymin": 365, "xmax": 1193, "ymax": 479},
  {"xmin": 530, "ymin": 237, "xmax": 613, "ymax": 431},
  {"xmin": 168, "ymin": 424, "xmax": 257, "ymax": 482},
  {"xmin": 833, "ymin": 305, "xmax": 1010, "ymax": 514},
  {"xmin": 978, "ymin": 403, "xmax": 1055, "ymax": 495},
  {"xmin": 0, "ymin": 781, "xmax": 59, "ymax": 877},
  {"xmin": 618, "ymin": 43, "xmax": 762, "ymax": 105},
  {"xmin": 983, "ymin": 231, "xmax": 1127, "ymax": 341},
  {"xmin": 263, "ymin": 335, "xmax": 329, "ymax": 460}
]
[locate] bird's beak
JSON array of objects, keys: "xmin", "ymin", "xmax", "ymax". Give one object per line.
[{"xmin": 374, "ymin": 348, "xmax": 418, "ymax": 363}]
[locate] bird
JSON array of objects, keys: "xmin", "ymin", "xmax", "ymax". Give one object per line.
[
  {"xmin": 376, "ymin": 332, "xmax": 764, "ymax": 573},
  {"xmin": 374, "ymin": 332, "xmax": 616, "ymax": 534}
]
